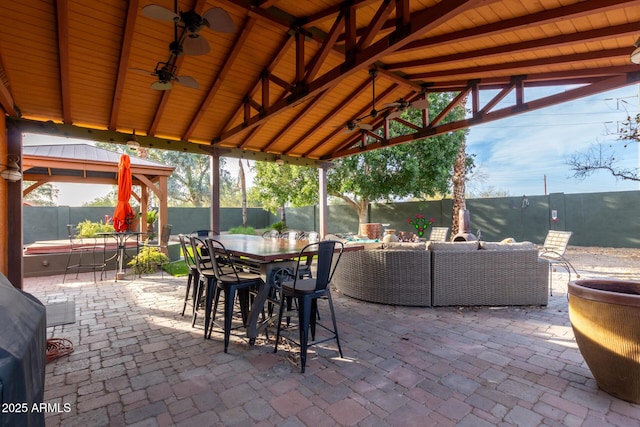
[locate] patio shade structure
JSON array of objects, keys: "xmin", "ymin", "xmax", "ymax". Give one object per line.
[
  {"xmin": 113, "ymin": 154, "xmax": 135, "ymax": 232},
  {"xmin": 2, "ymin": 0, "xmax": 640, "ymax": 286}
]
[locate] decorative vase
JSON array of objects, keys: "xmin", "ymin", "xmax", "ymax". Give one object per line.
[
  {"xmin": 568, "ymin": 279, "xmax": 640, "ymax": 404},
  {"xmin": 359, "ymin": 223, "xmax": 381, "ymax": 240},
  {"xmin": 382, "ymin": 229, "xmax": 398, "ymax": 243}
]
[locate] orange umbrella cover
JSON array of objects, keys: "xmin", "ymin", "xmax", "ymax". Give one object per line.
[{"xmin": 113, "ymin": 154, "xmax": 135, "ymax": 232}]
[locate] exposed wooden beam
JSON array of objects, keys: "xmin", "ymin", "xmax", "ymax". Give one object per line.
[
  {"xmin": 263, "ymin": 90, "xmax": 330, "ymax": 152},
  {"xmin": 355, "ymin": 0, "xmax": 394, "ymax": 51},
  {"xmin": 215, "ymin": 0, "xmax": 479, "ymax": 145},
  {"xmin": 332, "ymin": 72, "xmax": 640, "ymax": 158},
  {"xmin": 183, "ymin": 16, "xmax": 257, "ymax": 141},
  {"xmin": 109, "ymin": 0, "xmax": 139, "ymax": 130},
  {"xmin": 387, "ymin": 21, "xmax": 640, "ymax": 71},
  {"xmin": 400, "ymin": 0, "xmax": 638, "ymax": 53},
  {"xmin": 304, "ymin": 11, "xmax": 345, "ymax": 83},
  {"xmin": 55, "ymin": 0, "xmax": 72, "ymax": 124},
  {"xmin": 0, "ymin": 71, "xmax": 18, "ymax": 117},
  {"xmin": 408, "ymin": 48, "xmax": 631, "ymax": 81}
]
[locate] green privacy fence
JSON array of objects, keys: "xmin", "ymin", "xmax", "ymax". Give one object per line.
[{"xmin": 23, "ymin": 190, "xmax": 640, "ymax": 248}]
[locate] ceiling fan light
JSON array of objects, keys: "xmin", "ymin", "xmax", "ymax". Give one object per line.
[
  {"xmin": 1, "ymin": 157, "xmax": 22, "ymax": 182},
  {"xmin": 126, "ymin": 130, "xmax": 140, "ymax": 150}
]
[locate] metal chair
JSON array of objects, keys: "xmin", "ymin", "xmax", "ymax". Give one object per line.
[
  {"xmin": 205, "ymin": 238, "xmax": 263, "ymax": 352},
  {"xmin": 262, "ymin": 229, "xmax": 280, "ymax": 239},
  {"xmin": 280, "ymin": 230, "xmax": 302, "ymax": 240},
  {"xmin": 429, "ymin": 227, "xmax": 449, "ymax": 242},
  {"xmin": 273, "ymin": 240, "xmax": 344, "ymax": 373},
  {"xmin": 539, "ymin": 230, "xmax": 579, "ymax": 295},
  {"xmin": 63, "ymin": 224, "xmax": 106, "ymax": 283},
  {"xmin": 178, "ymin": 233, "xmax": 209, "ymax": 317}
]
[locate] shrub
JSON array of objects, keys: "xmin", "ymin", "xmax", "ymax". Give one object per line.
[
  {"xmin": 128, "ymin": 246, "xmax": 169, "ymax": 275},
  {"xmin": 76, "ymin": 220, "xmax": 114, "ymax": 238},
  {"xmin": 271, "ymin": 221, "xmax": 287, "ymax": 233},
  {"xmin": 227, "ymin": 225, "xmax": 256, "ymax": 235}
]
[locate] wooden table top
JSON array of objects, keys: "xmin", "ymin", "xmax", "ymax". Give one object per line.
[{"xmin": 209, "ymin": 234, "xmax": 362, "ymax": 262}]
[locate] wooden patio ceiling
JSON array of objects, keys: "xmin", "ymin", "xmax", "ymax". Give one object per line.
[{"xmin": 1, "ymin": 0, "xmax": 640, "ymax": 166}]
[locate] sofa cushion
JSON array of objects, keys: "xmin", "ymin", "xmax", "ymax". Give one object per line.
[
  {"xmin": 427, "ymin": 241, "xmax": 479, "ymax": 251},
  {"xmin": 383, "ymin": 242, "xmax": 426, "ymax": 250},
  {"xmin": 480, "ymin": 241, "xmax": 535, "ymax": 250}
]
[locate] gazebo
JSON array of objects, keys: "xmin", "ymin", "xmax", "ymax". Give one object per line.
[{"xmin": 22, "ymin": 143, "xmax": 175, "ymax": 237}]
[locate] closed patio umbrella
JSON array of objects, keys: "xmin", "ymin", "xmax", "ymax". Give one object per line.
[{"xmin": 113, "ymin": 154, "xmax": 134, "ymax": 232}]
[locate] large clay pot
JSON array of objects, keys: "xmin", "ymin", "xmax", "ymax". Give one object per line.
[{"xmin": 568, "ymin": 279, "xmax": 640, "ymax": 403}]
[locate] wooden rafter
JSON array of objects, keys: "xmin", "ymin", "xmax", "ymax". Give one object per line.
[
  {"xmin": 331, "ymin": 72, "xmax": 640, "ymax": 159},
  {"xmin": 304, "ymin": 11, "xmax": 345, "ymax": 83},
  {"xmin": 263, "ymin": 90, "xmax": 330, "ymax": 153},
  {"xmin": 183, "ymin": 16, "xmax": 257, "ymax": 141},
  {"xmin": 55, "ymin": 0, "xmax": 72, "ymax": 124},
  {"xmin": 109, "ymin": 0, "xmax": 139, "ymax": 130},
  {"xmin": 387, "ymin": 22, "xmax": 640, "ymax": 71},
  {"xmin": 408, "ymin": 48, "xmax": 631, "ymax": 80},
  {"xmin": 400, "ymin": 0, "xmax": 638, "ymax": 53},
  {"xmin": 215, "ymin": 0, "xmax": 479, "ymax": 145},
  {"xmin": 355, "ymin": 0, "xmax": 394, "ymax": 51}
]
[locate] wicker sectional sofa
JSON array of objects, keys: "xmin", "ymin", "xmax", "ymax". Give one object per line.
[{"xmin": 332, "ymin": 241, "xmax": 549, "ymax": 307}]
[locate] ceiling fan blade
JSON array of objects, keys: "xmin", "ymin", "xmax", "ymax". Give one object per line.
[
  {"xmin": 151, "ymin": 81, "xmax": 173, "ymax": 90},
  {"xmin": 359, "ymin": 123, "xmax": 373, "ymax": 131},
  {"xmin": 142, "ymin": 4, "xmax": 178, "ymax": 22},
  {"xmin": 387, "ymin": 110, "xmax": 401, "ymax": 120},
  {"xmin": 383, "ymin": 101, "xmax": 402, "ymax": 108},
  {"xmin": 410, "ymin": 99, "xmax": 429, "ymax": 109},
  {"xmin": 182, "ymin": 36, "xmax": 210, "ymax": 55},
  {"xmin": 175, "ymin": 75, "xmax": 199, "ymax": 89},
  {"xmin": 202, "ymin": 7, "xmax": 236, "ymax": 33}
]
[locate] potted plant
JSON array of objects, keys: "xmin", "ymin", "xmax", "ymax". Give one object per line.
[
  {"xmin": 146, "ymin": 210, "xmax": 158, "ymax": 240},
  {"xmin": 568, "ymin": 279, "xmax": 640, "ymax": 404}
]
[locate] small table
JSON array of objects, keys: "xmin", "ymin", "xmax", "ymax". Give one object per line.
[
  {"xmin": 207, "ymin": 234, "xmax": 362, "ymax": 344},
  {"xmin": 97, "ymin": 231, "xmax": 142, "ymax": 280}
]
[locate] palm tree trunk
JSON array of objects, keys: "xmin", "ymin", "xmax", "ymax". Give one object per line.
[{"xmin": 451, "ymin": 137, "xmax": 467, "ymax": 236}]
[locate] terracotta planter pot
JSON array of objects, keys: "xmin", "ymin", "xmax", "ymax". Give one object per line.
[
  {"xmin": 568, "ymin": 279, "xmax": 640, "ymax": 404},
  {"xmin": 359, "ymin": 223, "xmax": 381, "ymax": 239}
]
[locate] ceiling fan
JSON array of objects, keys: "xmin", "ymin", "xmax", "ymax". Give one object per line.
[
  {"xmin": 343, "ymin": 68, "xmax": 387, "ymax": 132},
  {"xmin": 142, "ymin": 3, "xmax": 236, "ymax": 56},
  {"xmin": 385, "ymin": 97, "xmax": 430, "ymax": 120},
  {"xmin": 130, "ymin": 61, "xmax": 198, "ymax": 90}
]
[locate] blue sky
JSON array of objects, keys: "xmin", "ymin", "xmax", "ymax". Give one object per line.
[
  {"xmin": 24, "ymin": 84, "xmax": 640, "ymax": 205},
  {"xmin": 465, "ymin": 84, "xmax": 640, "ymax": 196}
]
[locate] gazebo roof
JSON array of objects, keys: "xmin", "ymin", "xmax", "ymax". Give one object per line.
[{"xmin": 22, "ymin": 143, "xmax": 174, "ymax": 185}]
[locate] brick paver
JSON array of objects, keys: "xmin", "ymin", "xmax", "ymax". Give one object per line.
[{"xmin": 22, "ymin": 249, "xmax": 640, "ymax": 426}]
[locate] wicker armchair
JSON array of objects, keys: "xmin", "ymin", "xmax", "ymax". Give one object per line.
[
  {"xmin": 431, "ymin": 245, "xmax": 549, "ymax": 306},
  {"xmin": 333, "ymin": 249, "xmax": 431, "ymax": 306}
]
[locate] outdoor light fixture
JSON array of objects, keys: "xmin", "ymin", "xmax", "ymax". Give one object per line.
[
  {"xmin": 0, "ymin": 154, "xmax": 22, "ymax": 182},
  {"xmin": 274, "ymin": 155, "xmax": 285, "ymax": 166},
  {"xmin": 631, "ymin": 37, "xmax": 640, "ymax": 64},
  {"xmin": 126, "ymin": 129, "xmax": 140, "ymax": 150}
]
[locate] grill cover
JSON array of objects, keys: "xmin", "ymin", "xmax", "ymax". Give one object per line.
[{"xmin": 0, "ymin": 273, "xmax": 46, "ymax": 427}]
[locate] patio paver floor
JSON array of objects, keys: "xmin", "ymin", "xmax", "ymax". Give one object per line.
[{"xmin": 24, "ymin": 247, "xmax": 640, "ymax": 426}]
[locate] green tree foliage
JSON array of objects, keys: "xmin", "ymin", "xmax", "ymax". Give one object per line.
[
  {"xmin": 23, "ymin": 183, "xmax": 59, "ymax": 206},
  {"xmin": 250, "ymin": 92, "xmax": 470, "ymax": 224},
  {"xmin": 89, "ymin": 142, "xmax": 237, "ymax": 207},
  {"xmin": 146, "ymin": 149, "xmax": 235, "ymax": 207},
  {"xmin": 83, "ymin": 189, "xmax": 118, "ymax": 206},
  {"xmin": 248, "ymin": 162, "xmax": 319, "ymax": 219},
  {"xmin": 327, "ymin": 92, "xmax": 469, "ymax": 223}
]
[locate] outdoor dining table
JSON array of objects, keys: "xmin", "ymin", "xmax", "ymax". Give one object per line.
[
  {"xmin": 207, "ymin": 234, "xmax": 363, "ymax": 344},
  {"xmin": 97, "ymin": 231, "xmax": 142, "ymax": 281}
]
